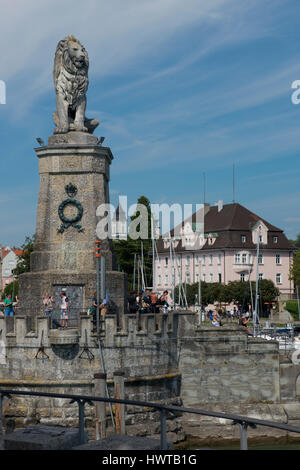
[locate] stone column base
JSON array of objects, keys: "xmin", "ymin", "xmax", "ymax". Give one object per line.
[{"xmin": 18, "ymin": 270, "xmax": 127, "ymax": 317}]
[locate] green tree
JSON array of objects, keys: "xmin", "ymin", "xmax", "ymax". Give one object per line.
[
  {"xmin": 223, "ymin": 281, "xmax": 250, "ymax": 305},
  {"xmin": 289, "ymin": 233, "xmax": 300, "ymax": 250},
  {"xmin": 256, "ymin": 279, "xmax": 279, "ymax": 304},
  {"xmin": 2, "ymin": 280, "xmax": 19, "ymax": 300},
  {"xmin": 290, "ymin": 250, "xmax": 300, "ymax": 288},
  {"xmin": 175, "ymin": 279, "xmax": 278, "ymax": 312},
  {"xmin": 113, "ymin": 196, "xmax": 153, "ymax": 290},
  {"xmin": 175, "ymin": 282, "xmax": 226, "ymax": 306},
  {"xmin": 12, "ymin": 235, "xmax": 35, "ymax": 277}
]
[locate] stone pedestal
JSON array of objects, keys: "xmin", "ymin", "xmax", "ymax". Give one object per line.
[{"xmin": 18, "ymin": 131, "xmax": 127, "ymax": 317}]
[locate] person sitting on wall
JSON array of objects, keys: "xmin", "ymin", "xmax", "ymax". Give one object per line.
[
  {"xmin": 101, "ymin": 293, "xmax": 109, "ymax": 316},
  {"xmin": 160, "ymin": 290, "xmax": 172, "ymax": 313},
  {"xmin": 239, "ymin": 313, "xmax": 252, "ymax": 335},
  {"xmin": 211, "ymin": 309, "xmax": 221, "ymax": 327}
]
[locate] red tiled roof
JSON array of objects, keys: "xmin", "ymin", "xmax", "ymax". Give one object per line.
[
  {"xmin": 1, "ymin": 247, "xmax": 10, "ymax": 259},
  {"xmin": 1, "ymin": 247, "xmax": 23, "ymax": 260}
]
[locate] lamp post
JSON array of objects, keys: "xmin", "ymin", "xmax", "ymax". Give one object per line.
[
  {"xmin": 94, "ymin": 240, "xmax": 101, "ymax": 335},
  {"xmin": 254, "ymin": 226, "xmax": 261, "ymax": 336},
  {"xmin": 198, "ymin": 258, "xmax": 202, "ymax": 325}
]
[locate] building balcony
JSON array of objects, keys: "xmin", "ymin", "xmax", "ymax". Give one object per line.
[{"xmin": 232, "ymin": 263, "xmax": 253, "ymax": 273}]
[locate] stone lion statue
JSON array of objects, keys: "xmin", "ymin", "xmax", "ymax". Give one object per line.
[{"xmin": 53, "ymin": 35, "xmax": 98, "ymax": 134}]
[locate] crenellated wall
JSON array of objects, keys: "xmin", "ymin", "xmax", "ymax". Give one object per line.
[
  {"xmin": 178, "ymin": 314, "xmax": 281, "ymax": 405},
  {"xmin": 1, "ymin": 312, "xmax": 298, "ymax": 446},
  {"xmin": 0, "ymin": 313, "xmax": 179, "ymax": 383},
  {"xmin": 0, "ymin": 313, "xmax": 182, "ymax": 440}
]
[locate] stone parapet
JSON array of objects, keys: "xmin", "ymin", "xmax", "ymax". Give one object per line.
[
  {"xmin": 0, "ymin": 313, "xmax": 178, "ymax": 348},
  {"xmin": 177, "ymin": 316, "xmax": 281, "ymax": 405}
]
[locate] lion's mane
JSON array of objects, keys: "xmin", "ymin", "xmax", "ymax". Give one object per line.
[{"xmin": 53, "ymin": 35, "xmax": 89, "ymax": 110}]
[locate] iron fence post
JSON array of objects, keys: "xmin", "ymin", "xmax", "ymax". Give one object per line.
[
  {"xmin": 0, "ymin": 394, "xmax": 3, "ymax": 438},
  {"xmin": 78, "ymin": 399, "xmax": 85, "ymax": 445},
  {"xmin": 238, "ymin": 421, "xmax": 248, "ymax": 450},
  {"xmin": 70, "ymin": 398, "xmax": 93, "ymax": 445},
  {"xmin": 160, "ymin": 408, "xmax": 167, "ymax": 450}
]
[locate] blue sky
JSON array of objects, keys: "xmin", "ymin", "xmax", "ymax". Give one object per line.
[{"xmin": 1, "ymin": 0, "xmax": 300, "ymax": 246}]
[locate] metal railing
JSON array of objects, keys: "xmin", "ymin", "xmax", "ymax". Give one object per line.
[{"xmin": 1, "ymin": 389, "xmax": 300, "ymax": 450}]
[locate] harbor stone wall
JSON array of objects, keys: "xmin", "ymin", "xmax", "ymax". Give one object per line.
[
  {"xmin": 0, "ymin": 313, "xmax": 182, "ymax": 441},
  {"xmin": 178, "ymin": 314, "xmax": 281, "ymax": 405},
  {"xmin": 1, "ymin": 312, "xmax": 300, "ymax": 446}
]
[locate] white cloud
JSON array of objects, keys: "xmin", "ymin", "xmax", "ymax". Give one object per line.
[{"xmin": 1, "ymin": 0, "xmax": 272, "ymax": 111}]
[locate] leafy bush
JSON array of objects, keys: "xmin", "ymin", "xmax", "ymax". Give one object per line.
[
  {"xmin": 2, "ymin": 280, "xmax": 19, "ymax": 300},
  {"xmin": 286, "ymin": 300, "xmax": 300, "ymax": 319}
]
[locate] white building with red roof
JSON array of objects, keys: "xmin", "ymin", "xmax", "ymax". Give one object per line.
[{"xmin": 1, "ymin": 246, "xmax": 22, "ymax": 291}]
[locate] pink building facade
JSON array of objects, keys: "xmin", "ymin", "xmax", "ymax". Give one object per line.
[{"xmin": 154, "ymin": 203, "xmax": 295, "ymax": 297}]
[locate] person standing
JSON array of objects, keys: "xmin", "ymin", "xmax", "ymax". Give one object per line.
[
  {"xmin": 91, "ymin": 292, "xmax": 98, "ymax": 330},
  {"xmin": 4, "ymin": 294, "xmax": 14, "ymax": 317},
  {"xmin": 128, "ymin": 291, "xmax": 137, "ymax": 314},
  {"xmin": 150, "ymin": 290, "xmax": 158, "ymax": 313},
  {"xmin": 43, "ymin": 293, "xmax": 57, "ymax": 329},
  {"xmin": 136, "ymin": 292, "xmax": 143, "ymax": 313},
  {"xmin": 60, "ymin": 292, "xmax": 69, "ymax": 329},
  {"xmin": 142, "ymin": 290, "xmax": 151, "ymax": 313}
]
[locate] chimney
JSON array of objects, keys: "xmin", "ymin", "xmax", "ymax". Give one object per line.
[{"xmin": 214, "ymin": 200, "xmax": 223, "ymax": 212}]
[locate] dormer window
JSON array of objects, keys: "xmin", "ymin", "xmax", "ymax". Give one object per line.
[
  {"xmin": 273, "ymin": 236, "xmax": 278, "ymax": 243},
  {"xmin": 241, "ymin": 235, "xmax": 246, "ymax": 243}
]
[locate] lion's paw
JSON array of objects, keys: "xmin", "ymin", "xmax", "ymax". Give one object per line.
[
  {"xmin": 73, "ymin": 124, "xmax": 88, "ymax": 133},
  {"xmin": 54, "ymin": 126, "xmax": 69, "ymax": 134}
]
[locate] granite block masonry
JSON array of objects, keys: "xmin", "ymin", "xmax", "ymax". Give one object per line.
[
  {"xmin": 18, "ymin": 34, "xmax": 127, "ymax": 317},
  {"xmin": 18, "ymin": 136, "xmax": 127, "ymax": 317},
  {"xmin": 1, "ymin": 313, "xmax": 300, "ymax": 445}
]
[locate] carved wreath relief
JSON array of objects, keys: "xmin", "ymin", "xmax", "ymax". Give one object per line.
[{"xmin": 57, "ymin": 182, "xmax": 84, "ymax": 233}]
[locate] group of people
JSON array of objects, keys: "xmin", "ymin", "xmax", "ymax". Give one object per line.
[
  {"xmin": 208, "ymin": 306, "xmax": 252, "ymax": 333},
  {"xmin": 43, "ymin": 292, "xmax": 69, "ymax": 329},
  {"xmin": 127, "ymin": 290, "xmax": 172, "ymax": 314}
]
